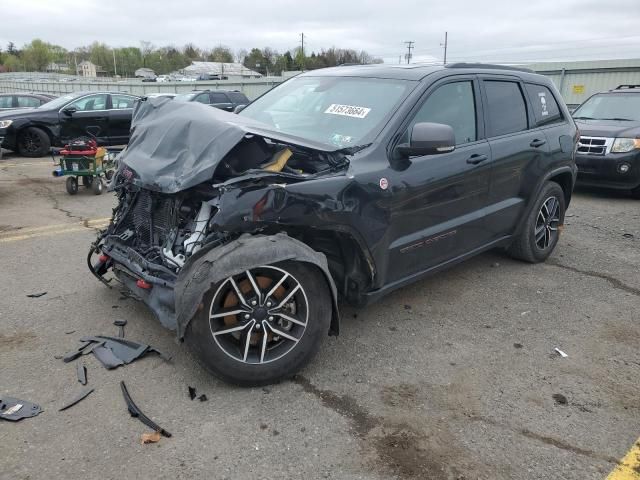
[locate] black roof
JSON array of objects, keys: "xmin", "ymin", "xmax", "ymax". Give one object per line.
[{"xmin": 300, "ymin": 63, "xmax": 540, "ymax": 81}]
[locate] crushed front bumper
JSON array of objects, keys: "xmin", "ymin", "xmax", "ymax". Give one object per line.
[{"xmin": 575, "ymin": 150, "xmax": 640, "ymax": 190}]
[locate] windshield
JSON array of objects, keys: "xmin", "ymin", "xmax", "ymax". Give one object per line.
[
  {"xmin": 239, "ymin": 76, "xmax": 416, "ymax": 147},
  {"xmin": 38, "ymin": 93, "xmax": 82, "ymax": 110},
  {"xmin": 573, "ymin": 93, "xmax": 640, "ymax": 121}
]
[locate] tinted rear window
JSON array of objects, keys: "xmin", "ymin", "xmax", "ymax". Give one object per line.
[
  {"xmin": 484, "ymin": 81, "xmax": 528, "ymax": 137},
  {"xmin": 228, "ymin": 92, "xmax": 249, "ymax": 103},
  {"xmin": 525, "ymin": 83, "xmax": 562, "ymax": 126},
  {"xmin": 210, "ymin": 92, "xmax": 229, "ymax": 103}
]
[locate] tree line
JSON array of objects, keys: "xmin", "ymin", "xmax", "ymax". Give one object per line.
[{"xmin": 0, "ymin": 39, "xmax": 383, "ymax": 77}]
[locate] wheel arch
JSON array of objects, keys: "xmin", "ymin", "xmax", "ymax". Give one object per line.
[
  {"xmin": 174, "ymin": 232, "xmax": 340, "ymax": 339},
  {"xmin": 17, "ymin": 124, "xmax": 56, "ymax": 146}
]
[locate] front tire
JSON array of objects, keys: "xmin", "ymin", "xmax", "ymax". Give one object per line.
[
  {"xmin": 185, "ymin": 260, "xmax": 332, "ymax": 386},
  {"xmin": 18, "ymin": 127, "xmax": 50, "ymax": 157},
  {"xmin": 65, "ymin": 176, "xmax": 78, "ymax": 195},
  {"xmin": 91, "ymin": 178, "xmax": 104, "ymax": 195},
  {"xmin": 508, "ymin": 181, "xmax": 565, "ymax": 263}
]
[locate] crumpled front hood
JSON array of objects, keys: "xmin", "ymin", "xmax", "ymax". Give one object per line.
[{"xmin": 119, "ymin": 97, "xmax": 339, "ymax": 193}]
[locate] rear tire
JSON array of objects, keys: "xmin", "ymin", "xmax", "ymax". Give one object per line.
[
  {"xmin": 18, "ymin": 127, "xmax": 50, "ymax": 157},
  {"xmin": 508, "ymin": 181, "xmax": 565, "ymax": 263},
  {"xmin": 65, "ymin": 176, "xmax": 78, "ymax": 195},
  {"xmin": 185, "ymin": 260, "xmax": 332, "ymax": 386},
  {"xmin": 91, "ymin": 178, "xmax": 104, "ymax": 195},
  {"xmin": 631, "ymin": 185, "xmax": 640, "ymax": 199}
]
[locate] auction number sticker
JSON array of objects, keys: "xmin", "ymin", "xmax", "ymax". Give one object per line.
[{"xmin": 325, "ymin": 104, "xmax": 371, "ymax": 119}]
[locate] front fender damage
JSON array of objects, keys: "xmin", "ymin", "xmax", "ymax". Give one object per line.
[{"xmin": 174, "ymin": 233, "xmax": 340, "ymax": 339}]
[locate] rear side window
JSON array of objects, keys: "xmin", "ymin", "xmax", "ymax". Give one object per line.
[
  {"xmin": 210, "ymin": 92, "xmax": 229, "ymax": 103},
  {"xmin": 17, "ymin": 96, "xmax": 42, "ymax": 108},
  {"xmin": 409, "ymin": 81, "xmax": 477, "ymax": 145},
  {"xmin": 525, "ymin": 83, "xmax": 563, "ymax": 126},
  {"xmin": 194, "ymin": 93, "xmax": 211, "ymax": 104},
  {"xmin": 111, "ymin": 94, "xmax": 135, "ymax": 109},
  {"xmin": 484, "ymin": 81, "xmax": 528, "ymax": 137},
  {"xmin": 228, "ymin": 92, "xmax": 248, "ymax": 103},
  {"xmin": 0, "ymin": 96, "xmax": 13, "ymax": 108}
]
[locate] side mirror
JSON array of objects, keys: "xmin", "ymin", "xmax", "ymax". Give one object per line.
[
  {"xmin": 396, "ymin": 122, "xmax": 456, "ymax": 157},
  {"xmin": 62, "ymin": 106, "xmax": 77, "ymax": 116},
  {"xmin": 234, "ymin": 104, "xmax": 246, "ymax": 114}
]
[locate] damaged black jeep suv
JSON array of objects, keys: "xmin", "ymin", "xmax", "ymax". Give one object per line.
[{"xmin": 90, "ymin": 63, "xmax": 577, "ymax": 386}]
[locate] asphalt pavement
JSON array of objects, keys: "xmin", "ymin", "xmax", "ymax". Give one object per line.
[{"xmin": 1, "ymin": 151, "xmax": 639, "ymax": 480}]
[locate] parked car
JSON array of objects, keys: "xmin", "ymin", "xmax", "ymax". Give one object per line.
[
  {"xmin": 0, "ymin": 92, "xmax": 57, "ymax": 110},
  {"xmin": 90, "ymin": 63, "xmax": 577, "ymax": 386},
  {"xmin": 196, "ymin": 73, "xmax": 228, "ymax": 81},
  {"xmin": 0, "ymin": 91, "xmax": 139, "ymax": 157},
  {"xmin": 174, "ymin": 89, "xmax": 249, "ymax": 112},
  {"xmin": 572, "ymin": 84, "xmax": 640, "ymax": 198}
]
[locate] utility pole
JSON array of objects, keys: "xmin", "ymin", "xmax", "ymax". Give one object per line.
[
  {"xmin": 112, "ymin": 49, "xmax": 117, "ymax": 77},
  {"xmin": 399, "ymin": 55, "xmax": 402, "ymax": 64},
  {"xmin": 441, "ymin": 32, "xmax": 448, "ymax": 64},
  {"xmin": 404, "ymin": 41, "xmax": 414, "ymax": 64},
  {"xmin": 300, "ymin": 32, "xmax": 305, "ymax": 70}
]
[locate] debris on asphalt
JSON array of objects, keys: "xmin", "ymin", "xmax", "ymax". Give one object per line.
[
  {"xmin": 513, "ymin": 343, "xmax": 523, "ymax": 349},
  {"xmin": 403, "ymin": 304, "xmax": 412, "ymax": 310},
  {"xmin": 77, "ymin": 364, "xmax": 87, "ymax": 385},
  {"xmin": 26, "ymin": 292, "xmax": 47, "ymax": 298},
  {"xmin": 59, "ymin": 387, "xmax": 94, "ymax": 411},
  {"xmin": 0, "ymin": 397, "xmax": 43, "ymax": 421},
  {"xmin": 62, "ymin": 335, "xmax": 170, "ymax": 370},
  {"xmin": 65, "ymin": 330, "xmax": 76, "ymax": 335},
  {"xmin": 114, "ymin": 319, "xmax": 127, "ymax": 338},
  {"xmin": 552, "ymin": 393, "xmax": 568, "ymax": 405},
  {"xmin": 188, "ymin": 386, "xmax": 197, "ymax": 400},
  {"xmin": 141, "ymin": 431, "xmax": 162, "ymax": 444},
  {"xmin": 120, "ymin": 381, "xmax": 172, "ymax": 438},
  {"xmin": 520, "ymin": 311, "xmax": 531, "ymax": 316},
  {"xmin": 198, "ymin": 394, "xmax": 208, "ymax": 402},
  {"xmin": 622, "ymin": 233, "xmax": 634, "ymax": 239},
  {"xmin": 554, "ymin": 348, "xmax": 568, "ymax": 358},
  {"xmin": 491, "ymin": 262, "xmax": 500, "ymax": 268}
]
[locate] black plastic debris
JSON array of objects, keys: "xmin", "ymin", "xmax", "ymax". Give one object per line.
[
  {"xmin": 59, "ymin": 388, "xmax": 94, "ymax": 411},
  {"xmin": 188, "ymin": 386, "xmax": 197, "ymax": 400},
  {"xmin": 120, "ymin": 381, "xmax": 171, "ymax": 438},
  {"xmin": 114, "ymin": 319, "xmax": 127, "ymax": 338},
  {"xmin": 77, "ymin": 364, "xmax": 87, "ymax": 385},
  {"xmin": 198, "ymin": 394, "xmax": 208, "ymax": 402},
  {"xmin": 26, "ymin": 292, "xmax": 47, "ymax": 298},
  {"xmin": 61, "ymin": 335, "xmax": 170, "ymax": 370},
  {"xmin": 0, "ymin": 397, "xmax": 42, "ymax": 421}
]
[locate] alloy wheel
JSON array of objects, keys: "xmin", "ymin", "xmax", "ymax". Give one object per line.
[
  {"xmin": 208, "ymin": 266, "xmax": 309, "ymax": 365},
  {"xmin": 20, "ymin": 131, "xmax": 41, "ymax": 154},
  {"xmin": 534, "ymin": 196, "xmax": 560, "ymax": 250}
]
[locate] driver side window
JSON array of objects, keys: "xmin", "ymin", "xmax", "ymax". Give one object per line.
[
  {"xmin": 68, "ymin": 94, "xmax": 108, "ymax": 111},
  {"xmin": 405, "ymin": 81, "xmax": 477, "ymax": 145}
]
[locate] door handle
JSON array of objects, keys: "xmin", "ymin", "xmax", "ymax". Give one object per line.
[
  {"xmin": 466, "ymin": 154, "xmax": 488, "ymax": 165},
  {"xmin": 530, "ymin": 139, "xmax": 546, "ymax": 148}
]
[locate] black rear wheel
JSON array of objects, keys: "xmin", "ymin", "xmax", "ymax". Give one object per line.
[
  {"xmin": 18, "ymin": 127, "xmax": 50, "ymax": 157},
  {"xmin": 508, "ymin": 181, "xmax": 565, "ymax": 263},
  {"xmin": 65, "ymin": 176, "xmax": 78, "ymax": 195},
  {"xmin": 185, "ymin": 261, "xmax": 331, "ymax": 386}
]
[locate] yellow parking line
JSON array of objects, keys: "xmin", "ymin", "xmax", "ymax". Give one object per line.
[
  {"xmin": 0, "ymin": 219, "xmax": 110, "ymax": 243},
  {"xmin": 606, "ymin": 438, "xmax": 640, "ymax": 479},
  {"xmin": 0, "ymin": 217, "xmax": 111, "ymax": 236}
]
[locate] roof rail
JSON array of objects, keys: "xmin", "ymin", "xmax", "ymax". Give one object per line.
[
  {"xmin": 446, "ymin": 62, "xmax": 534, "ymax": 73},
  {"xmin": 614, "ymin": 84, "xmax": 640, "ymax": 90}
]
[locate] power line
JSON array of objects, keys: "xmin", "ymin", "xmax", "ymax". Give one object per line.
[{"xmin": 404, "ymin": 41, "xmax": 414, "ymax": 64}]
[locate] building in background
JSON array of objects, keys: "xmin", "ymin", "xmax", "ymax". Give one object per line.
[
  {"xmin": 46, "ymin": 62, "xmax": 70, "ymax": 73},
  {"xmin": 76, "ymin": 61, "xmax": 108, "ymax": 78},
  {"xmin": 527, "ymin": 58, "xmax": 640, "ymax": 108}
]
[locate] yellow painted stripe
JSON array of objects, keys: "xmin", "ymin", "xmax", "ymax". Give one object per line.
[
  {"xmin": 0, "ymin": 221, "xmax": 110, "ymax": 243},
  {"xmin": 606, "ymin": 438, "xmax": 640, "ymax": 480},
  {"xmin": 0, "ymin": 217, "xmax": 111, "ymax": 236}
]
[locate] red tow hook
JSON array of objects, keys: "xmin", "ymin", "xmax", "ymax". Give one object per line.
[
  {"xmin": 136, "ymin": 279, "xmax": 153, "ymax": 290},
  {"xmin": 98, "ymin": 254, "xmax": 109, "ymax": 263}
]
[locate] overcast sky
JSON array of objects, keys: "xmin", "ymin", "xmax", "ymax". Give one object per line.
[{"xmin": 2, "ymin": 0, "xmax": 639, "ymax": 64}]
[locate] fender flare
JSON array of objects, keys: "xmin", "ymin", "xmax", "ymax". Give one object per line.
[
  {"xmin": 512, "ymin": 165, "xmax": 576, "ymax": 238},
  {"xmin": 174, "ymin": 232, "xmax": 340, "ymax": 339}
]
